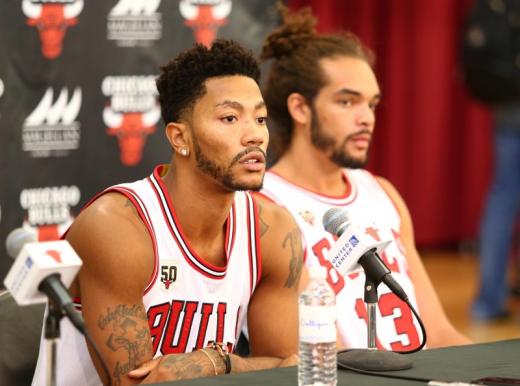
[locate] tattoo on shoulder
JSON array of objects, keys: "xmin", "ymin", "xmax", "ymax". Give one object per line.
[
  {"xmin": 282, "ymin": 225, "xmax": 304, "ymax": 288},
  {"xmin": 257, "ymin": 201, "xmax": 269, "ymax": 237},
  {"xmin": 97, "ymin": 304, "xmax": 152, "ymax": 385}
]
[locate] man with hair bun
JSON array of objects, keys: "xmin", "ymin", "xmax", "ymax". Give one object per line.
[
  {"xmin": 32, "ymin": 39, "xmax": 301, "ymax": 386},
  {"xmin": 258, "ymin": 6, "xmax": 470, "ymax": 350}
]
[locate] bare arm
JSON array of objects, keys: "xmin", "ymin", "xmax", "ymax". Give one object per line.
[
  {"xmin": 67, "ymin": 193, "xmax": 156, "ymax": 385},
  {"xmin": 376, "ymin": 177, "xmax": 471, "ymax": 347},
  {"xmin": 237, "ymin": 198, "xmax": 303, "ymax": 368}
]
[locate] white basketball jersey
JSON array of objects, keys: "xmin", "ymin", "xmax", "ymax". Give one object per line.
[
  {"xmin": 32, "ymin": 166, "xmax": 261, "ymax": 386},
  {"xmin": 261, "ymin": 169, "xmax": 423, "ymax": 351}
]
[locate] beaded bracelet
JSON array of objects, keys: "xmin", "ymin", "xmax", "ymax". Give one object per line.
[
  {"xmin": 199, "ymin": 348, "xmax": 218, "ymax": 376},
  {"xmin": 206, "ymin": 341, "xmax": 231, "ymax": 374}
]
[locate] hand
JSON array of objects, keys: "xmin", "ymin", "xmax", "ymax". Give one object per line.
[
  {"xmin": 127, "ymin": 357, "xmax": 160, "ymax": 380},
  {"xmin": 278, "ymin": 354, "xmax": 298, "ymax": 367},
  {"xmin": 127, "ymin": 351, "xmax": 213, "ymax": 384}
]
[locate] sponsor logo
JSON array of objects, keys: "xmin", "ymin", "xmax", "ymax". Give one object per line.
[
  {"xmin": 179, "ymin": 0, "xmax": 232, "ymax": 47},
  {"xmin": 20, "ymin": 185, "xmax": 80, "ymax": 241},
  {"xmin": 107, "ymin": 0, "xmax": 162, "ymax": 47},
  {"xmin": 22, "ymin": 0, "xmax": 83, "ymax": 59},
  {"xmin": 160, "ymin": 260, "xmax": 179, "ymax": 291},
  {"xmin": 349, "ymin": 235, "xmax": 359, "ymax": 248},
  {"xmin": 102, "ymin": 75, "xmax": 160, "ymax": 166},
  {"xmin": 46, "ymin": 249, "xmax": 62, "ymax": 263},
  {"xmin": 22, "ymin": 87, "xmax": 81, "ymax": 158}
]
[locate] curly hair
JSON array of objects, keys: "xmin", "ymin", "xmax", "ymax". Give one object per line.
[
  {"xmin": 157, "ymin": 39, "xmax": 261, "ymax": 124},
  {"xmin": 261, "ymin": 5, "xmax": 374, "ymax": 159}
]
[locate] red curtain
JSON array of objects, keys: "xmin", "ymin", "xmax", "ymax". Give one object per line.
[{"xmin": 288, "ymin": 0, "xmax": 492, "ymax": 247}]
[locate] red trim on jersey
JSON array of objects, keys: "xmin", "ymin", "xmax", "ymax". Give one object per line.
[
  {"xmin": 148, "ymin": 167, "xmax": 233, "ymax": 280},
  {"xmin": 265, "ymin": 170, "xmax": 358, "ymax": 205},
  {"xmin": 246, "ymin": 195, "xmax": 255, "ymax": 295},
  {"xmin": 251, "ymin": 190, "xmax": 276, "ymax": 203},
  {"xmin": 251, "ymin": 194, "xmax": 262, "ymax": 288},
  {"xmin": 226, "ymin": 203, "xmax": 236, "ymax": 261},
  {"xmin": 111, "ymin": 186, "xmax": 159, "ymax": 295},
  {"xmin": 65, "ymin": 185, "xmax": 159, "ymax": 307}
]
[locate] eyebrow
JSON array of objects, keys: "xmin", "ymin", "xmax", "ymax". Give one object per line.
[
  {"xmin": 334, "ymin": 88, "xmax": 382, "ymax": 101},
  {"xmin": 214, "ymin": 100, "xmax": 266, "ymax": 110}
]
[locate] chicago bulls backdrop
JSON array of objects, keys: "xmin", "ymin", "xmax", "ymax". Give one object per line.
[{"xmin": 0, "ymin": 0, "xmax": 278, "ymax": 283}]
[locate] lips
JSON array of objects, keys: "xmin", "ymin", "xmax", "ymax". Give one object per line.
[{"xmin": 238, "ymin": 151, "xmax": 265, "ymax": 165}]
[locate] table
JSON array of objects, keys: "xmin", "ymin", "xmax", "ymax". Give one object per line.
[{"xmin": 152, "ymin": 339, "xmax": 520, "ymax": 385}]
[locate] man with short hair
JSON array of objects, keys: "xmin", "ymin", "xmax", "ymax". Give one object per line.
[
  {"xmin": 32, "ymin": 39, "xmax": 302, "ymax": 386},
  {"xmin": 258, "ymin": 6, "xmax": 470, "ymax": 350}
]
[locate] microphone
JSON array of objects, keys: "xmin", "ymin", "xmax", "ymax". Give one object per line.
[
  {"xmin": 3, "ymin": 228, "xmax": 85, "ymax": 332},
  {"xmin": 322, "ymin": 208, "xmax": 408, "ymax": 302}
]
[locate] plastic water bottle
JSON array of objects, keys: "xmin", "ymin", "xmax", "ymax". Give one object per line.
[{"xmin": 298, "ymin": 265, "xmax": 337, "ymax": 386}]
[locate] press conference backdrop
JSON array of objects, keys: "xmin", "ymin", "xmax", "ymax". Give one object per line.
[{"xmin": 0, "ymin": 0, "xmax": 279, "ymax": 284}]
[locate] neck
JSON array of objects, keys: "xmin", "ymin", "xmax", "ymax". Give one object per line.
[
  {"xmin": 162, "ymin": 161, "xmax": 235, "ymax": 259},
  {"xmin": 270, "ymin": 135, "xmax": 349, "ymax": 197}
]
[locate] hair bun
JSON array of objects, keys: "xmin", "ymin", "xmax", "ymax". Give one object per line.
[{"xmin": 261, "ymin": 6, "xmax": 317, "ymax": 60}]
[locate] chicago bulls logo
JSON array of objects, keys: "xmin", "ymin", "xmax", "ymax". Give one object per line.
[
  {"xmin": 159, "ymin": 260, "xmax": 179, "ymax": 292},
  {"xmin": 101, "ymin": 75, "xmax": 159, "ymax": 167},
  {"xmin": 103, "ymin": 104, "xmax": 160, "ymax": 167},
  {"xmin": 179, "ymin": 0, "xmax": 232, "ymax": 47},
  {"xmin": 20, "ymin": 185, "xmax": 79, "ymax": 242},
  {"xmin": 22, "ymin": 0, "xmax": 83, "ymax": 59}
]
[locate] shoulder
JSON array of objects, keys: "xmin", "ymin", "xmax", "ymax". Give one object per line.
[
  {"xmin": 252, "ymin": 194, "xmax": 303, "ymax": 284},
  {"xmin": 67, "ymin": 192, "xmax": 153, "ymax": 293}
]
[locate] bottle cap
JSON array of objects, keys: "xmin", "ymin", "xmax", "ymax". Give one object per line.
[{"xmin": 308, "ymin": 265, "xmax": 327, "ymax": 280}]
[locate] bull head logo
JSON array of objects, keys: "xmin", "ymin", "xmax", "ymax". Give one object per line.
[
  {"xmin": 103, "ymin": 104, "xmax": 160, "ymax": 167},
  {"xmin": 179, "ymin": 0, "xmax": 232, "ymax": 47},
  {"xmin": 22, "ymin": 0, "xmax": 84, "ymax": 59}
]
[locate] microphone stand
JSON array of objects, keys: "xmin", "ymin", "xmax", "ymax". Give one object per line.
[
  {"xmin": 44, "ymin": 299, "xmax": 63, "ymax": 386},
  {"xmin": 337, "ymin": 251, "xmax": 413, "ymax": 371}
]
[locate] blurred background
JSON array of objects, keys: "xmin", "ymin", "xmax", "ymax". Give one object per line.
[{"xmin": 0, "ymin": 0, "xmax": 519, "ymax": 343}]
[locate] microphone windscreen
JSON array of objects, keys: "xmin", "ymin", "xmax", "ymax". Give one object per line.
[
  {"xmin": 5, "ymin": 228, "xmax": 37, "ymax": 259},
  {"xmin": 322, "ymin": 207, "xmax": 349, "ymax": 236}
]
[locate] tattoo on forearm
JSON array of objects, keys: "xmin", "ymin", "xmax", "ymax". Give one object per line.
[
  {"xmin": 158, "ymin": 352, "xmax": 206, "ymax": 379},
  {"xmin": 257, "ymin": 202, "xmax": 269, "ymax": 237},
  {"xmin": 283, "ymin": 226, "xmax": 304, "ymax": 288},
  {"xmin": 97, "ymin": 304, "xmax": 152, "ymax": 385}
]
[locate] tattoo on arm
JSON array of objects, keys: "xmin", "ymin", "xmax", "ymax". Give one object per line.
[
  {"xmin": 283, "ymin": 226, "xmax": 304, "ymax": 288},
  {"xmin": 257, "ymin": 202, "xmax": 269, "ymax": 237},
  {"xmin": 97, "ymin": 304, "xmax": 153, "ymax": 386},
  {"xmin": 158, "ymin": 352, "xmax": 206, "ymax": 379}
]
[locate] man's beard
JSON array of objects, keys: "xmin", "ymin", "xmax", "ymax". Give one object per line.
[
  {"xmin": 193, "ymin": 135, "xmax": 265, "ymax": 191},
  {"xmin": 310, "ymin": 106, "xmax": 369, "ymax": 169}
]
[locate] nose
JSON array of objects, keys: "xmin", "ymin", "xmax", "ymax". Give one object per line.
[
  {"xmin": 242, "ymin": 119, "xmax": 268, "ymax": 147},
  {"xmin": 356, "ymin": 103, "xmax": 376, "ymax": 128}
]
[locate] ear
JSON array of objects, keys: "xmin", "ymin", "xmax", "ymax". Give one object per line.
[
  {"xmin": 165, "ymin": 122, "xmax": 190, "ymax": 155},
  {"xmin": 287, "ymin": 93, "xmax": 311, "ymax": 126}
]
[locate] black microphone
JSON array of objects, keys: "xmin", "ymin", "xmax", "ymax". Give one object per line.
[{"xmin": 322, "ymin": 208, "xmax": 408, "ymax": 302}]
